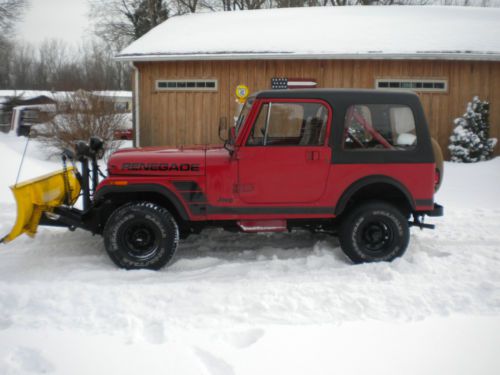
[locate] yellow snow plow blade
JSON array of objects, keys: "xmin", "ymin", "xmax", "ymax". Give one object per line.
[{"xmin": 2, "ymin": 167, "xmax": 81, "ymax": 244}]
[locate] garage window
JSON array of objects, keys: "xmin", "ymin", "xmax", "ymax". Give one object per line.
[
  {"xmin": 376, "ymin": 79, "xmax": 447, "ymax": 93},
  {"xmin": 156, "ymin": 79, "xmax": 218, "ymax": 92}
]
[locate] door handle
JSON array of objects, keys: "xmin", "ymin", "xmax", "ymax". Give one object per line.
[
  {"xmin": 234, "ymin": 184, "xmax": 254, "ymax": 193},
  {"xmin": 306, "ymin": 151, "xmax": 320, "ymax": 161}
]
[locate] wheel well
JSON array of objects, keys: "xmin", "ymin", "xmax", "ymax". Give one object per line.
[
  {"xmin": 337, "ymin": 182, "xmax": 413, "ymax": 217},
  {"xmin": 96, "ymin": 191, "xmax": 187, "ymax": 233}
]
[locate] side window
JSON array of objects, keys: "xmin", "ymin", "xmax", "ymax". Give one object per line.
[
  {"xmin": 246, "ymin": 102, "xmax": 328, "ymax": 146},
  {"xmin": 343, "ymin": 104, "xmax": 417, "ymax": 150},
  {"xmin": 246, "ymin": 104, "xmax": 269, "ymax": 146}
]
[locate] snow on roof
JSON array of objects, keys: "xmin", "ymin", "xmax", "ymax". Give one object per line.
[
  {"xmin": 0, "ymin": 90, "xmax": 79, "ymax": 103},
  {"xmin": 117, "ymin": 6, "xmax": 500, "ymax": 62},
  {"xmin": 0, "ymin": 90, "xmax": 64, "ymax": 101},
  {"xmin": 93, "ymin": 91, "xmax": 132, "ymax": 98},
  {"xmin": 0, "ymin": 90, "xmax": 132, "ymax": 102}
]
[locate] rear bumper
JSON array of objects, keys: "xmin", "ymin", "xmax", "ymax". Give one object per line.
[{"xmin": 426, "ymin": 203, "xmax": 443, "ymax": 217}]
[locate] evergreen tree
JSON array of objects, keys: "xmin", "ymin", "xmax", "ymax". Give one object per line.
[
  {"xmin": 92, "ymin": 0, "xmax": 169, "ymax": 45},
  {"xmin": 129, "ymin": 0, "xmax": 169, "ymax": 40},
  {"xmin": 448, "ymin": 96, "xmax": 497, "ymax": 163}
]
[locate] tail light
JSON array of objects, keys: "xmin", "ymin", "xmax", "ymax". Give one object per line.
[{"xmin": 434, "ymin": 168, "xmax": 441, "ymax": 191}]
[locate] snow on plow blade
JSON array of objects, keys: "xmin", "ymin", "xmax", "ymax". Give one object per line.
[{"xmin": 1, "ymin": 167, "xmax": 81, "ymax": 244}]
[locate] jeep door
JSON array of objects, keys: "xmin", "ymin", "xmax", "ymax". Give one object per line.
[{"xmin": 237, "ymin": 99, "xmax": 331, "ymax": 204}]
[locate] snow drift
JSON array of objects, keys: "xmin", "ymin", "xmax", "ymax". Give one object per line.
[{"xmin": 0, "ymin": 133, "xmax": 499, "ymax": 374}]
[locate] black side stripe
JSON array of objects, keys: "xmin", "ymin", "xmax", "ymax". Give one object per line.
[
  {"xmin": 173, "ymin": 181, "xmax": 334, "ymax": 216},
  {"xmin": 173, "ymin": 181, "xmax": 202, "ymax": 192},
  {"xmin": 181, "ymin": 191, "xmax": 207, "ymax": 203}
]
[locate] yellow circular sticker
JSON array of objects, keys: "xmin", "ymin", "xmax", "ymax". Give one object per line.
[{"xmin": 235, "ymin": 85, "xmax": 249, "ymax": 103}]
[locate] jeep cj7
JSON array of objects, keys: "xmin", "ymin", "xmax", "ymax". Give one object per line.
[{"xmin": 2, "ymin": 89, "xmax": 444, "ymax": 270}]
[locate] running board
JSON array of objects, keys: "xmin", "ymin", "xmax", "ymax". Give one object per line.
[{"xmin": 237, "ymin": 220, "xmax": 287, "ymax": 233}]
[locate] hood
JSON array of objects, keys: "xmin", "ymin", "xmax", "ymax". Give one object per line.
[{"xmin": 108, "ymin": 145, "xmax": 210, "ymax": 176}]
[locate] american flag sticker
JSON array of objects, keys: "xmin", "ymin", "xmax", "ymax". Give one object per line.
[{"xmin": 271, "ymin": 77, "xmax": 318, "ymax": 90}]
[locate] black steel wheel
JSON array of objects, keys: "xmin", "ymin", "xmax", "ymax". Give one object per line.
[
  {"xmin": 339, "ymin": 201, "xmax": 409, "ymax": 263},
  {"xmin": 103, "ymin": 202, "xmax": 179, "ymax": 270}
]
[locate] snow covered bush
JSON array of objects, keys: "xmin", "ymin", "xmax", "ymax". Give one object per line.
[
  {"xmin": 448, "ymin": 96, "xmax": 497, "ymax": 163},
  {"xmin": 34, "ymin": 91, "xmax": 126, "ymax": 158}
]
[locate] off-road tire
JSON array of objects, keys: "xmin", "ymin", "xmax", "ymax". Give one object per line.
[
  {"xmin": 103, "ymin": 202, "xmax": 179, "ymax": 270},
  {"xmin": 339, "ymin": 201, "xmax": 409, "ymax": 264}
]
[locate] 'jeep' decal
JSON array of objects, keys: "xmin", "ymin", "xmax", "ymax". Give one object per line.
[{"xmin": 122, "ymin": 163, "xmax": 200, "ymax": 172}]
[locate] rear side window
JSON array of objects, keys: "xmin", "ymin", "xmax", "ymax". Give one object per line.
[
  {"xmin": 343, "ymin": 104, "xmax": 417, "ymax": 151},
  {"xmin": 246, "ymin": 102, "xmax": 328, "ymax": 146}
]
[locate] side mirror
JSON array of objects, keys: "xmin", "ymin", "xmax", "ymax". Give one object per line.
[
  {"xmin": 224, "ymin": 126, "xmax": 236, "ymax": 155},
  {"xmin": 218, "ymin": 117, "xmax": 228, "ymax": 142}
]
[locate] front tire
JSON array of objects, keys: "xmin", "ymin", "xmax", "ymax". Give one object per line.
[
  {"xmin": 103, "ymin": 202, "xmax": 179, "ymax": 270},
  {"xmin": 339, "ymin": 201, "xmax": 409, "ymax": 264}
]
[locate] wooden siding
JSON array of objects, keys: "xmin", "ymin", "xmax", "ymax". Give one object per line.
[{"xmin": 136, "ymin": 60, "xmax": 500, "ymax": 158}]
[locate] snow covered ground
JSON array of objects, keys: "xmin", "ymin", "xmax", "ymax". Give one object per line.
[{"xmin": 0, "ymin": 133, "xmax": 499, "ymax": 374}]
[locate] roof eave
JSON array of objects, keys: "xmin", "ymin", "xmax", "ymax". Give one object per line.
[{"xmin": 115, "ymin": 52, "xmax": 500, "ymax": 62}]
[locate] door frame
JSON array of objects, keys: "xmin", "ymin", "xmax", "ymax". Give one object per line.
[{"xmin": 236, "ymin": 98, "xmax": 333, "ymax": 148}]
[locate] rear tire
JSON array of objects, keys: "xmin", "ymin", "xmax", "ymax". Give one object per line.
[
  {"xmin": 103, "ymin": 202, "xmax": 179, "ymax": 270},
  {"xmin": 339, "ymin": 201, "xmax": 409, "ymax": 264}
]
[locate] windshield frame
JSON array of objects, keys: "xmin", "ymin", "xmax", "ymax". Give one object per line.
[{"xmin": 235, "ymin": 97, "xmax": 255, "ymax": 136}]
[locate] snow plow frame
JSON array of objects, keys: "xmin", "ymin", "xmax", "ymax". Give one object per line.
[
  {"xmin": 1, "ymin": 167, "xmax": 81, "ymax": 244},
  {"xmin": 2, "ymin": 137, "xmax": 106, "ymax": 244}
]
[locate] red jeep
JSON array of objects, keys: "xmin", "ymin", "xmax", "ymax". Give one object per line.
[{"xmin": 17, "ymin": 89, "xmax": 444, "ymax": 269}]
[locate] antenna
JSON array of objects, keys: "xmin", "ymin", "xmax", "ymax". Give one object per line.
[{"xmin": 15, "ymin": 135, "xmax": 31, "ymax": 186}]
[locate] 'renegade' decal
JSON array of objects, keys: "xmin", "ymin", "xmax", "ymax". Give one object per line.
[{"xmin": 122, "ymin": 163, "xmax": 200, "ymax": 172}]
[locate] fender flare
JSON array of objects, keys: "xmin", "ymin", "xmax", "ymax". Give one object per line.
[
  {"xmin": 334, "ymin": 175, "xmax": 415, "ymax": 215},
  {"xmin": 94, "ymin": 184, "xmax": 190, "ymax": 221}
]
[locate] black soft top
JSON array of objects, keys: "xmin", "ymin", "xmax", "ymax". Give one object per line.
[
  {"xmin": 253, "ymin": 88, "xmax": 433, "ymax": 165},
  {"xmin": 255, "ymin": 88, "xmax": 419, "ymax": 102}
]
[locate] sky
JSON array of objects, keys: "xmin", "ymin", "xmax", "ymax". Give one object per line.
[
  {"xmin": 14, "ymin": 0, "xmax": 500, "ymax": 48},
  {"xmin": 17, "ymin": 0, "xmax": 90, "ymax": 47}
]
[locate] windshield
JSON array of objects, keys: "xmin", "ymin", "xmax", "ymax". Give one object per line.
[{"xmin": 235, "ymin": 97, "xmax": 254, "ymax": 135}]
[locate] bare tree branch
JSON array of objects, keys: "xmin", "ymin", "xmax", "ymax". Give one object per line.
[
  {"xmin": 91, "ymin": 0, "xmax": 169, "ymax": 46},
  {"xmin": 0, "ymin": 0, "xmax": 26, "ymax": 33}
]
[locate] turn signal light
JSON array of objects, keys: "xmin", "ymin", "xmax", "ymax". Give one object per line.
[{"xmin": 109, "ymin": 181, "xmax": 129, "ymax": 186}]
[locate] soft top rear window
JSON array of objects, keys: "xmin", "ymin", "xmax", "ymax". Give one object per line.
[{"xmin": 343, "ymin": 104, "xmax": 417, "ymax": 151}]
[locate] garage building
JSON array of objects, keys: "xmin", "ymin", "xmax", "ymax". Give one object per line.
[{"xmin": 117, "ymin": 6, "xmax": 500, "ymax": 158}]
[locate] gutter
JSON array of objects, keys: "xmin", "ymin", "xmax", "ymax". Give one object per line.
[
  {"xmin": 132, "ymin": 62, "xmax": 140, "ymax": 147},
  {"xmin": 116, "ymin": 52, "xmax": 500, "ymax": 63}
]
